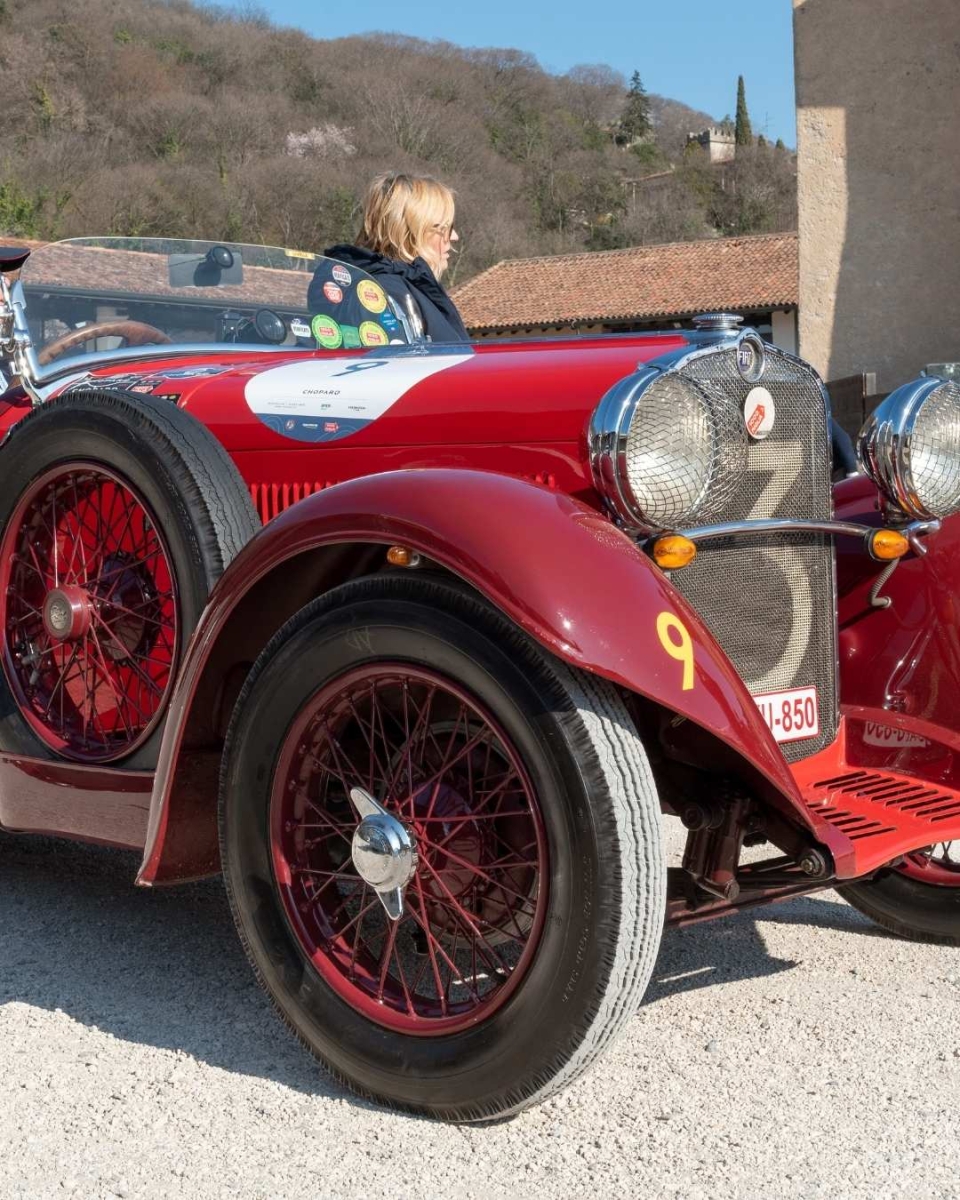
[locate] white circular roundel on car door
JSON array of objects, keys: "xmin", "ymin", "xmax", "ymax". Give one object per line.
[{"xmin": 244, "ymin": 354, "xmax": 473, "ymax": 442}]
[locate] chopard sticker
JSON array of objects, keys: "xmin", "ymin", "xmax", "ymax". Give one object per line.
[
  {"xmin": 357, "ymin": 279, "xmax": 387, "ymax": 314},
  {"xmin": 290, "ymin": 318, "xmax": 311, "ymax": 339},
  {"xmin": 331, "ymin": 264, "xmax": 352, "ymax": 286},
  {"xmin": 244, "ymin": 353, "xmax": 473, "ymax": 443},
  {"xmin": 359, "ymin": 321, "xmax": 388, "ymax": 346},
  {"xmin": 311, "ymin": 314, "xmax": 342, "ymax": 349},
  {"xmin": 322, "ymin": 281, "xmax": 343, "ymax": 305},
  {"xmin": 743, "ymin": 386, "xmax": 775, "ymax": 439}
]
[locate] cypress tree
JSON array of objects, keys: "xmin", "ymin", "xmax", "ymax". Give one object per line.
[
  {"xmin": 617, "ymin": 70, "xmax": 652, "ymax": 145},
  {"xmin": 735, "ymin": 75, "xmax": 753, "ymax": 146},
  {"xmin": 775, "ymin": 137, "xmax": 786, "ymax": 151}
]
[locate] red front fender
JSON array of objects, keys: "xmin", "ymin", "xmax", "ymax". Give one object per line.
[{"xmin": 139, "ymin": 469, "xmax": 835, "ymax": 883}]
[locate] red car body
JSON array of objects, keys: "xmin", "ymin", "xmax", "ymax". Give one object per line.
[{"xmin": 0, "ymin": 335, "xmax": 955, "ymax": 895}]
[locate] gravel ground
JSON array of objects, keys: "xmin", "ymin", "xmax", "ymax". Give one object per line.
[{"xmin": 2, "ymin": 823, "xmax": 959, "ymax": 1200}]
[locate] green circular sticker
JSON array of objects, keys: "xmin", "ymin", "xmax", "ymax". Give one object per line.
[{"xmin": 311, "ymin": 314, "xmax": 342, "ymax": 349}]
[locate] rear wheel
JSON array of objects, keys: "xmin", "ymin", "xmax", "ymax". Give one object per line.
[
  {"xmin": 839, "ymin": 842, "xmax": 960, "ymax": 944},
  {"xmin": 0, "ymin": 390, "xmax": 258, "ymax": 767},
  {"xmin": 219, "ymin": 575, "xmax": 665, "ymax": 1121}
]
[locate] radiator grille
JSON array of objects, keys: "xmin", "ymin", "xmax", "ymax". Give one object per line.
[{"xmin": 670, "ymin": 346, "xmax": 838, "ymax": 761}]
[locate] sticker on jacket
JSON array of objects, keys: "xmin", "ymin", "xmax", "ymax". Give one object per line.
[{"xmin": 244, "ymin": 353, "xmax": 473, "ymax": 442}]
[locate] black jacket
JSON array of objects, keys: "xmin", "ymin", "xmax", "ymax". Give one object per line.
[{"xmin": 317, "ymin": 244, "xmax": 469, "ymax": 344}]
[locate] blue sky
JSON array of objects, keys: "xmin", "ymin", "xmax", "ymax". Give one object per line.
[{"xmin": 254, "ymin": 1, "xmax": 797, "ymax": 146}]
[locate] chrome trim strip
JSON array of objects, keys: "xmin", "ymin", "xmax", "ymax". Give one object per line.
[{"xmin": 30, "ymin": 341, "xmax": 293, "ymax": 388}]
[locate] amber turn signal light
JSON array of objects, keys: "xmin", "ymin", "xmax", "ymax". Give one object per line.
[
  {"xmin": 386, "ymin": 545, "xmax": 421, "ymax": 568},
  {"xmin": 652, "ymin": 535, "xmax": 697, "ymax": 570},
  {"xmin": 868, "ymin": 528, "xmax": 910, "ymax": 561}
]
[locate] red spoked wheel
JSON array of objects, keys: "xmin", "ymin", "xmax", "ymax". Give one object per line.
[
  {"xmin": 896, "ymin": 842, "xmax": 960, "ymax": 887},
  {"xmin": 1, "ymin": 463, "xmax": 178, "ymax": 762},
  {"xmin": 220, "ymin": 575, "xmax": 664, "ymax": 1120},
  {"xmin": 271, "ymin": 664, "xmax": 548, "ymax": 1034},
  {"xmin": 841, "ymin": 836, "xmax": 960, "ymax": 945}
]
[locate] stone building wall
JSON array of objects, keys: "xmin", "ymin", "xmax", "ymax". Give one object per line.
[
  {"xmin": 686, "ymin": 127, "xmax": 736, "ymax": 163},
  {"xmin": 793, "ymin": 0, "xmax": 960, "ymax": 392}
]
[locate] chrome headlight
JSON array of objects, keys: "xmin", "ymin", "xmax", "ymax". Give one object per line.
[
  {"xmin": 858, "ymin": 377, "xmax": 960, "ymax": 519},
  {"xmin": 589, "ymin": 368, "xmax": 747, "ymax": 529}
]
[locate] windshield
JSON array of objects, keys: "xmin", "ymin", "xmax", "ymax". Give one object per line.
[{"xmin": 20, "ymin": 237, "xmax": 409, "ymax": 366}]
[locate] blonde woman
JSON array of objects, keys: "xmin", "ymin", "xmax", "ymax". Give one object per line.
[{"xmin": 312, "ymin": 172, "xmax": 468, "ymax": 343}]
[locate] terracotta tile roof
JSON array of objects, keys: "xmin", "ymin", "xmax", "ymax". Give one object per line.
[{"xmin": 452, "ymin": 232, "xmax": 798, "ymax": 331}]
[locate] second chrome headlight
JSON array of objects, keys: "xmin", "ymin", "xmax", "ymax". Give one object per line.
[
  {"xmin": 590, "ymin": 368, "xmax": 746, "ymax": 529},
  {"xmin": 859, "ymin": 377, "xmax": 960, "ymax": 519}
]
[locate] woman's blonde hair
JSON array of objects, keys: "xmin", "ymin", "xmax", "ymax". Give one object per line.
[{"xmin": 356, "ymin": 172, "xmax": 456, "ymax": 277}]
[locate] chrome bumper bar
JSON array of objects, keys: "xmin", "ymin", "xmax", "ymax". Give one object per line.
[{"xmin": 649, "ymin": 517, "xmax": 941, "ymax": 558}]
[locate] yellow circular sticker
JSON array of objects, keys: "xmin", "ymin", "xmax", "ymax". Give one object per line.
[
  {"xmin": 359, "ymin": 321, "xmax": 388, "ymax": 346},
  {"xmin": 357, "ymin": 279, "xmax": 387, "ymax": 314}
]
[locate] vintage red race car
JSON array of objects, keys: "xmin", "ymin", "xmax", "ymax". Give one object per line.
[{"xmin": 0, "ymin": 236, "xmax": 958, "ymax": 1122}]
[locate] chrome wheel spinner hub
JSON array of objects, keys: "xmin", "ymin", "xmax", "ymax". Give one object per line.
[{"xmin": 349, "ymin": 787, "xmax": 418, "ymax": 921}]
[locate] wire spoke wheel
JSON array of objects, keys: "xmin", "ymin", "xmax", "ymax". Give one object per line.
[
  {"xmin": 1, "ymin": 463, "xmax": 179, "ymax": 762},
  {"xmin": 841, "ymin": 836, "xmax": 960, "ymax": 945},
  {"xmin": 897, "ymin": 841, "xmax": 960, "ymax": 887},
  {"xmin": 222, "ymin": 575, "xmax": 664, "ymax": 1119},
  {"xmin": 270, "ymin": 664, "xmax": 548, "ymax": 1034}
]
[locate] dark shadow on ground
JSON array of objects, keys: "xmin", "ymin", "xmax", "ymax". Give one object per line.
[
  {"xmin": 0, "ymin": 833, "xmax": 888, "ymax": 1090},
  {"xmin": 0, "ymin": 832, "xmax": 360, "ymax": 1105},
  {"xmin": 647, "ymin": 891, "xmax": 882, "ymax": 1004}
]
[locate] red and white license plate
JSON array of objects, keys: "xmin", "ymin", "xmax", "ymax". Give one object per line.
[{"xmin": 754, "ymin": 685, "xmax": 820, "ymax": 744}]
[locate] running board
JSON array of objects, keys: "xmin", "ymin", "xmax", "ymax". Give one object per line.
[
  {"xmin": 793, "ymin": 741, "xmax": 960, "ymax": 879},
  {"xmin": 0, "ymin": 751, "xmax": 152, "ymax": 849}
]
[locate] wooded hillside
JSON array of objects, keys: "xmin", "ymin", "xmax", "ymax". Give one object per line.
[{"xmin": 0, "ymin": 0, "xmax": 797, "ymax": 283}]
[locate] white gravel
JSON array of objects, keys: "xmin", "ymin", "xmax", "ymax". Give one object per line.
[{"xmin": 2, "ymin": 821, "xmax": 959, "ymax": 1200}]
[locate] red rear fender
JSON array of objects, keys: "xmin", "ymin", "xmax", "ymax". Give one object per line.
[{"xmin": 139, "ymin": 469, "xmax": 827, "ymax": 884}]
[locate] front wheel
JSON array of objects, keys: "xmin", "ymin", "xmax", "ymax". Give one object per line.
[
  {"xmin": 839, "ymin": 842, "xmax": 960, "ymax": 944},
  {"xmin": 219, "ymin": 575, "xmax": 665, "ymax": 1121}
]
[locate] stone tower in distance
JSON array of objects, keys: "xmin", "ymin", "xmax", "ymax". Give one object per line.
[{"xmin": 685, "ymin": 126, "xmax": 736, "ymax": 163}]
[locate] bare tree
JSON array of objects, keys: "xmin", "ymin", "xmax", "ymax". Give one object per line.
[{"xmin": 0, "ymin": 0, "xmax": 796, "ymax": 279}]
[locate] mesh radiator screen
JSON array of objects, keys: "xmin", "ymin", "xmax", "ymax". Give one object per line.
[{"xmin": 671, "ymin": 347, "xmax": 838, "ymax": 762}]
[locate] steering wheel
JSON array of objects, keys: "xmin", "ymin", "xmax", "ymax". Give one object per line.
[{"xmin": 37, "ymin": 320, "xmax": 172, "ymax": 366}]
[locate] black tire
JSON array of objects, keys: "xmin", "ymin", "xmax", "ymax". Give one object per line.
[
  {"xmin": 0, "ymin": 389, "xmax": 259, "ymax": 767},
  {"xmin": 219, "ymin": 574, "xmax": 665, "ymax": 1122},
  {"xmin": 839, "ymin": 866, "xmax": 960, "ymax": 945}
]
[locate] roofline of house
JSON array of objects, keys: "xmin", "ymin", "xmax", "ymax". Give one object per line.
[
  {"xmin": 464, "ymin": 302, "xmax": 798, "ymax": 333},
  {"xmin": 451, "ymin": 230, "xmax": 799, "ymax": 299}
]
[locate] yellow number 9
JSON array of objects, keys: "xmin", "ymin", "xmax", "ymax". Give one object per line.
[{"xmin": 656, "ymin": 612, "xmax": 695, "ymax": 691}]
